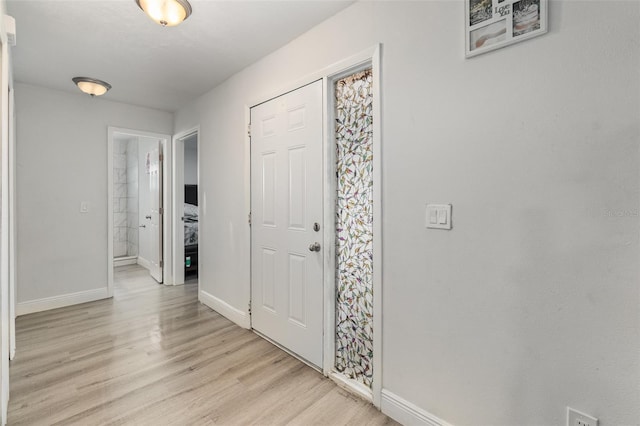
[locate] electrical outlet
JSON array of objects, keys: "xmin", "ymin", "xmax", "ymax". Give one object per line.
[{"xmin": 567, "ymin": 407, "xmax": 598, "ymax": 426}]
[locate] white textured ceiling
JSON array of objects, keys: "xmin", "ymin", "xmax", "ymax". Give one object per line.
[{"xmin": 7, "ymin": 0, "xmax": 353, "ymax": 111}]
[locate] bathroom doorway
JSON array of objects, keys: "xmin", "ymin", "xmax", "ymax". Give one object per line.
[
  {"xmin": 107, "ymin": 127, "xmax": 172, "ymax": 293},
  {"xmin": 112, "ymin": 134, "xmax": 140, "ymax": 266}
]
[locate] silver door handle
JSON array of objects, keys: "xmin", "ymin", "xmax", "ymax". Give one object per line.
[
  {"xmin": 308, "ymin": 242, "xmax": 321, "ymax": 252},
  {"xmin": 139, "ymin": 224, "xmax": 146, "ymax": 228}
]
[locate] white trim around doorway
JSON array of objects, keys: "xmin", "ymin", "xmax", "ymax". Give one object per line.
[
  {"xmin": 244, "ymin": 44, "xmax": 382, "ymax": 407},
  {"xmin": 107, "ymin": 127, "xmax": 173, "ymax": 297},
  {"xmin": 323, "ymin": 46, "xmax": 382, "ymax": 406},
  {"xmin": 0, "ymin": 38, "xmax": 12, "ymax": 424}
]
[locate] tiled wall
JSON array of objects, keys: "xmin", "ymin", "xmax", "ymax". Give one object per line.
[
  {"xmin": 334, "ymin": 69, "xmax": 374, "ymax": 388},
  {"xmin": 126, "ymin": 140, "xmax": 139, "ymax": 256},
  {"xmin": 113, "ymin": 138, "xmax": 139, "ymax": 258},
  {"xmin": 113, "ymin": 139, "xmax": 128, "ymax": 257}
]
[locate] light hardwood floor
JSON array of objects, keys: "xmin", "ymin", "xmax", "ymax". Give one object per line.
[{"xmin": 8, "ymin": 265, "xmax": 396, "ymax": 426}]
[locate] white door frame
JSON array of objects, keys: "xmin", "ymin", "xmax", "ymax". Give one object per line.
[
  {"xmin": 8, "ymin": 84, "xmax": 15, "ymax": 362},
  {"xmin": 172, "ymin": 126, "xmax": 199, "ymax": 286},
  {"xmin": 245, "ymin": 44, "xmax": 382, "ymax": 406},
  {"xmin": 0, "ymin": 36, "xmax": 11, "ymax": 424},
  {"xmin": 107, "ymin": 127, "xmax": 173, "ymax": 296}
]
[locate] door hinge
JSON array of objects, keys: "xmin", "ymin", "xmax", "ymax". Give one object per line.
[
  {"xmin": 247, "ymin": 124, "xmax": 252, "ymax": 138},
  {"xmin": 248, "ymin": 212, "xmax": 252, "ymax": 226},
  {"xmin": 248, "ymin": 302, "xmax": 251, "ymax": 315},
  {"xmin": 159, "ymin": 153, "xmax": 164, "ymax": 161},
  {"xmin": 159, "ymin": 207, "xmax": 164, "ymax": 215},
  {"xmin": 160, "ymin": 260, "xmax": 164, "ymax": 268}
]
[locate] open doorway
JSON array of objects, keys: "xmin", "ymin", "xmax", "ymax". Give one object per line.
[
  {"xmin": 183, "ymin": 134, "xmax": 199, "ymax": 281},
  {"xmin": 173, "ymin": 128, "xmax": 199, "ymax": 285},
  {"xmin": 108, "ymin": 127, "xmax": 172, "ymax": 294}
]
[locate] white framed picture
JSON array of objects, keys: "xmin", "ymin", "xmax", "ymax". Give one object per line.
[{"xmin": 465, "ymin": 0, "xmax": 548, "ymax": 58}]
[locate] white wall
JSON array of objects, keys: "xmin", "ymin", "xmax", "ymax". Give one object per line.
[
  {"xmin": 15, "ymin": 83, "xmax": 172, "ymax": 304},
  {"xmin": 173, "ymin": 1, "xmax": 640, "ymax": 425},
  {"xmin": 184, "ymin": 135, "xmax": 197, "ymax": 185}
]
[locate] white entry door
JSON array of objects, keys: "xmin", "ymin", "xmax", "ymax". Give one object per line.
[
  {"xmin": 251, "ymin": 80, "xmax": 323, "ymax": 367},
  {"xmin": 148, "ymin": 142, "xmax": 163, "ymax": 283}
]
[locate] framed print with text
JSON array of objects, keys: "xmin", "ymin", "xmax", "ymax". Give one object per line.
[{"xmin": 466, "ymin": 0, "xmax": 547, "ymax": 58}]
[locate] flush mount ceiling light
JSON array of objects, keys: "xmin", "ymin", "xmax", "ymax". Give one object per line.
[
  {"xmin": 135, "ymin": 0, "xmax": 192, "ymax": 27},
  {"xmin": 72, "ymin": 77, "xmax": 112, "ymax": 97}
]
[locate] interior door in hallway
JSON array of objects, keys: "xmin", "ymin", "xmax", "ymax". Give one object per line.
[
  {"xmin": 250, "ymin": 80, "xmax": 323, "ymax": 367},
  {"xmin": 148, "ymin": 142, "xmax": 163, "ymax": 283}
]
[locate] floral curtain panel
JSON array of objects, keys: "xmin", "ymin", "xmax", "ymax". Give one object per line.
[{"xmin": 335, "ymin": 69, "xmax": 374, "ymax": 388}]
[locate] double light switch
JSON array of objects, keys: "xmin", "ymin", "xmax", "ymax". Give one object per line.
[{"xmin": 426, "ymin": 204, "xmax": 452, "ymax": 230}]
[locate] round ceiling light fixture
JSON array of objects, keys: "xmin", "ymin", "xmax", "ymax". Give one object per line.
[
  {"xmin": 135, "ymin": 0, "xmax": 192, "ymax": 27},
  {"xmin": 72, "ymin": 77, "xmax": 112, "ymax": 97}
]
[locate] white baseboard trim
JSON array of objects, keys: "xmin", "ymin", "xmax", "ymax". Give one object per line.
[
  {"xmin": 137, "ymin": 257, "xmax": 151, "ymax": 270},
  {"xmin": 330, "ymin": 371, "xmax": 373, "ymax": 402},
  {"xmin": 114, "ymin": 256, "xmax": 137, "ymax": 267},
  {"xmin": 199, "ymin": 290, "xmax": 250, "ymax": 329},
  {"xmin": 17, "ymin": 287, "xmax": 110, "ymax": 316},
  {"xmin": 381, "ymin": 389, "xmax": 453, "ymax": 426}
]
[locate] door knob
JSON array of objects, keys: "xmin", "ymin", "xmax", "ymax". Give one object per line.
[
  {"xmin": 139, "ymin": 224, "xmax": 146, "ymax": 228},
  {"xmin": 145, "ymin": 215, "xmax": 152, "ymax": 220},
  {"xmin": 308, "ymin": 242, "xmax": 321, "ymax": 252}
]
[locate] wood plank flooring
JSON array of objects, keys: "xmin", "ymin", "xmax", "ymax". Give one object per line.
[{"xmin": 8, "ymin": 265, "xmax": 396, "ymax": 426}]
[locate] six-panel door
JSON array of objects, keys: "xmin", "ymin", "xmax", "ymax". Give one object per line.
[{"xmin": 250, "ymin": 81, "xmax": 323, "ymax": 367}]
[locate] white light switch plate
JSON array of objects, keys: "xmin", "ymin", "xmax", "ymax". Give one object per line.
[
  {"xmin": 426, "ymin": 204, "xmax": 452, "ymax": 230},
  {"xmin": 567, "ymin": 407, "xmax": 598, "ymax": 426}
]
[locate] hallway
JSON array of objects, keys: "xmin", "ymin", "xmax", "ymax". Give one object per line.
[{"xmin": 8, "ymin": 265, "xmax": 394, "ymax": 425}]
